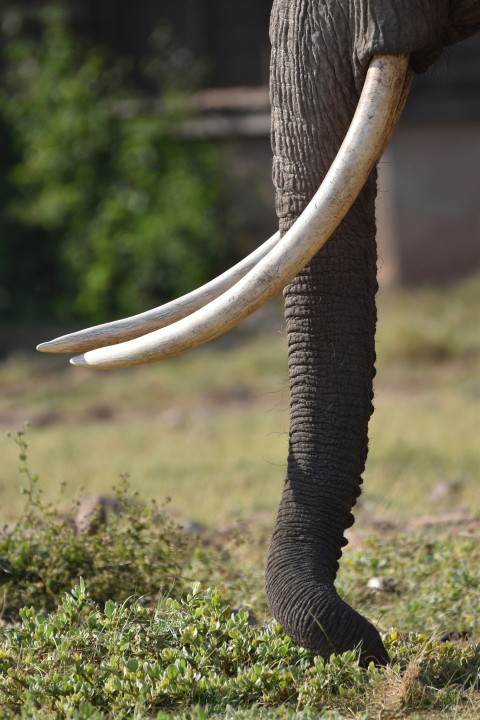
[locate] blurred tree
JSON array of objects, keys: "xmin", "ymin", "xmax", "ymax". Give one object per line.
[{"xmin": 0, "ymin": 4, "xmax": 233, "ymax": 323}]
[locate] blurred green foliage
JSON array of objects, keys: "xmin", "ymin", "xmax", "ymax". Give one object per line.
[{"xmin": 0, "ymin": 4, "xmax": 233, "ymax": 322}]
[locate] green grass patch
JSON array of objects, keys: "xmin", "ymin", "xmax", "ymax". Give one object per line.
[
  {"xmin": 376, "ymin": 271, "xmax": 480, "ymax": 367},
  {"xmin": 0, "ymin": 431, "xmax": 479, "ymax": 718},
  {"xmin": 0, "ymin": 581, "xmax": 479, "ymax": 719}
]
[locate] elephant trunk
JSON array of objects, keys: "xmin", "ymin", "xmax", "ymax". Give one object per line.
[
  {"xmin": 265, "ymin": 202, "xmax": 387, "ymax": 664},
  {"xmin": 265, "ymin": 0, "xmax": 388, "ymax": 664}
]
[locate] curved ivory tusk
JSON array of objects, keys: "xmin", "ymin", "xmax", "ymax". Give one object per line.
[
  {"xmin": 69, "ymin": 54, "xmax": 411, "ymax": 369},
  {"xmin": 37, "ymin": 232, "xmax": 280, "ymax": 353}
]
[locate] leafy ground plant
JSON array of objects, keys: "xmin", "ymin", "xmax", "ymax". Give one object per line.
[
  {"xmin": 1, "ymin": 430, "xmax": 479, "ymax": 719},
  {"xmin": 0, "ymin": 429, "xmax": 186, "ymax": 621},
  {"xmin": 0, "ymin": 582, "xmax": 479, "ymax": 719},
  {"xmin": 0, "ymin": 429, "xmax": 260, "ymax": 622}
]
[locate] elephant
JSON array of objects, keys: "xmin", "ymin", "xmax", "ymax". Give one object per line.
[{"xmin": 38, "ymin": 1, "xmax": 480, "ymax": 665}]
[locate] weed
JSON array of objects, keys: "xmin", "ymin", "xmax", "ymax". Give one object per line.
[{"xmin": 0, "ymin": 429, "xmax": 259, "ymax": 623}]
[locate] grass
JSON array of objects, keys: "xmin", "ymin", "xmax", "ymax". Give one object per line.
[
  {"xmin": 1, "ymin": 275, "xmax": 479, "ymax": 525},
  {"xmin": 1, "ymin": 581, "xmax": 479, "ymax": 719},
  {"xmin": 0, "ymin": 438, "xmax": 479, "ymax": 718},
  {"xmin": 0, "ymin": 478, "xmax": 479, "ymax": 718},
  {"xmin": 0, "ymin": 275, "xmax": 479, "ymax": 718},
  {"xmin": 0, "ymin": 309, "xmax": 290, "ymax": 524}
]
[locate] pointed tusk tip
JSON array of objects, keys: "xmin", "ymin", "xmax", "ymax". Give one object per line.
[
  {"xmin": 36, "ymin": 341, "xmax": 59, "ymax": 352},
  {"xmin": 70, "ymin": 355, "xmax": 89, "ymax": 367},
  {"xmin": 36, "ymin": 339, "xmax": 70, "ymax": 353}
]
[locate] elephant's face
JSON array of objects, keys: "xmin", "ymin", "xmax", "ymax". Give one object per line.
[
  {"xmin": 351, "ymin": 0, "xmax": 480, "ymax": 74},
  {"xmin": 39, "ymin": 0, "xmax": 480, "ymax": 664}
]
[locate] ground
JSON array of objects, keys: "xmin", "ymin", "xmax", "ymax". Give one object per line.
[{"xmin": 0, "ymin": 275, "xmax": 479, "ymax": 718}]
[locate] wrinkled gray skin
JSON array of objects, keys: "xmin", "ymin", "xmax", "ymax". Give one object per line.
[{"xmin": 266, "ymin": 0, "xmax": 480, "ymax": 665}]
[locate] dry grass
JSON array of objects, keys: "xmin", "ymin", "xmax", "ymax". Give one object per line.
[{"xmin": 1, "ymin": 274, "xmax": 479, "ymax": 529}]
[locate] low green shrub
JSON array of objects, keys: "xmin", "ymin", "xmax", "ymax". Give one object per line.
[
  {"xmin": 1, "ymin": 429, "xmax": 480, "ymax": 718},
  {"xmin": 0, "ymin": 428, "xmax": 259, "ymax": 622},
  {"xmin": 0, "ymin": 582, "xmax": 478, "ymax": 718},
  {"xmin": 0, "ymin": 430, "xmax": 187, "ymax": 620}
]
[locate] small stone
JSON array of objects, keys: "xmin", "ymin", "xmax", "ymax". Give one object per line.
[
  {"xmin": 176, "ymin": 518, "xmax": 205, "ymax": 535},
  {"xmin": 367, "ymin": 576, "xmax": 397, "ymax": 592},
  {"xmin": 85, "ymin": 405, "xmax": 113, "ymax": 421},
  {"xmin": 31, "ymin": 410, "xmax": 63, "ymax": 428},
  {"xmin": 75, "ymin": 495, "xmax": 122, "ymax": 535},
  {"xmin": 430, "ymin": 478, "xmax": 463, "ymax": 502},
  {"xmin": 439, "ymin": 630, "xmax": 471, "ymax": 642}
]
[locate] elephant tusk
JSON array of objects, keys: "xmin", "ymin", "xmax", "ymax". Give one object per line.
[
  {"xmin": 66, "ymin": 53, "xmax": 411, "ymax": 369},
  {"xmin": 37, "ymin": 232, "xmax": 280, "ymax": 353}
]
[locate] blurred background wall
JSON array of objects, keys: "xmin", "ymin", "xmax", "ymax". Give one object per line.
[
  {"xmin": 80, "ymin": 0, "xmax": 480, "ymax": 286},
  {"xmin": 377, "ymin": 37, "xmax": 480, "ymax": 286},
  {"xmin": 83, "ymin": 0, "xmax": 480, "ymax": 286}
]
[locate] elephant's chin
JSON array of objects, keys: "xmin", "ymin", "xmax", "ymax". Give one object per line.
[{"xmin": 265, "ymin": 575, "xmax": 388, "ymax": 667}]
